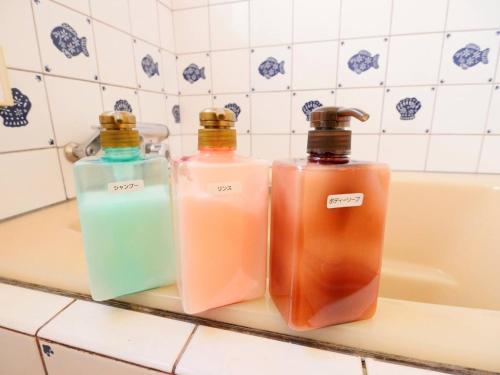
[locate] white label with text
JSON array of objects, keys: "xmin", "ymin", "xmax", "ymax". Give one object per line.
[
  {"xmin": 207, "ymin": 181, "xmax": 242, "ymax": 195},
  {"xmin": 108, "ymin": 179, "xmax": 144, "ymax": 193},
  {"xmin": 327, "ymin": 193, "xmax": 364, "ymax": 208}
]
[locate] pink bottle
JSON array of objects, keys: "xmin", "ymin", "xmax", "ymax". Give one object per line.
[{"xmin": 172, "ymin": 108, "xmax": 269, "ymax": 314}]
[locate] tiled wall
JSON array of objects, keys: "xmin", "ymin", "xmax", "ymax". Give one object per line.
[
  {"xmin": 0, "ymin": 0, "xmax": 180, "ymax": 219},
  {"xmin": 1, "ymin": 0, "xmax": 500, "ymax": 219},
  {"xmin": 173, "ymin": 0, "xmax": 500, "ymax": 170}
]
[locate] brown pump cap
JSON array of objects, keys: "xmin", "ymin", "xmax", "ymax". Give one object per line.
[
  {"xmin": 198, "ymin": 108, "xmax": 237, "ymax": 149},
  {"xmin": 99, "ymin": 111, "xmax": 140, "ymax": 148},
  {"xmin": 307, "ymin": 106, "xmax": 369, "ymax": 155}
]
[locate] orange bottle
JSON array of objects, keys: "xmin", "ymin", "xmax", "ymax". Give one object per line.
[
  {"xmin": 172, "ymin": 108, "xmax": 269, "ymax": 314},
  {"xmin": 270, "ymin": 106, "xmax": 390, "ymax": 330}
]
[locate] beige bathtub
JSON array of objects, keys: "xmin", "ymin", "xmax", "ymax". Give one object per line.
[{"xmin": 0, "ymin": 172, "xmax": 499, "ymax": 372}]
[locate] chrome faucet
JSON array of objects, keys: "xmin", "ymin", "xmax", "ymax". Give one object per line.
[{"xmin": 64, "ymin": 122, "xmax": 170, "ymax": 162}]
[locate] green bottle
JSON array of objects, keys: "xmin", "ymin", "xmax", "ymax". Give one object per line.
[{"xmin": 74, "ymin": 111, "xmax": 175, "ymax": 301}]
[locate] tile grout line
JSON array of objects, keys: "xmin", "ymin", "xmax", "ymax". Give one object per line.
[
  {"xmin": 34, "ymin": 298, "xmax": 76, "ymax": 375},
  {"xmin": 171, "ymin": 324, "xmax": 198, "ymax": 374},
  {"xmin": 424, "ymin": 0, "xmax": 451, "ymax": 171},
  {"xmin": 375, "ymin": 0, "xmax": 395, "ymax": 163},
  {"xmin": 287, "ymin": 0, "xmax": 295, "ymax": 158},
  {"xmin": 361, "ymin": 357, "xmax": 368, "ymax": 375}
]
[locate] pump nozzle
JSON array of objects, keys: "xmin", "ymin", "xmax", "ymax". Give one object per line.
[{"xmin": 307, "ymin": 106, "xmax": 369, "ymax": 157}]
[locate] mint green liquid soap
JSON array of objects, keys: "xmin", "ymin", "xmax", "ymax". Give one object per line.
[{"xmin": 74, "ymin": 112, "xmax": 175, "ymax": 301}]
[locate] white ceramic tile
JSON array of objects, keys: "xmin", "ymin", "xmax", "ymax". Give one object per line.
[
  {"xmin": 391, "ymin": 0, "xmax": 447, "ymax": 34},
  {"xmin": 338, "ymin": 38, "xmax": 388, "ymax": 88},
  {"xmin": 178, "ymin": 53, "xmax": 211, "ymax": 95},
  {"xmin": 446, "ymin": 0, "xmax": 500, "ymax": 30},
  {"xmin": 486, "ymin": 86, "xmax": 500, "ymax": 134},
  {"xmin": 162, "ymin": 51, "xmax": 179, "ymax": 95},
  {"xmin": 161, "ymin": 0, "xmax": 173, "ymax": 7},
  {"xmin": 292, "ymin": 41, "xmax": 338, "ymax": 90},
  {"xmin": 213, "ymin": 93, "xmax": 251, "ymax": 133},
  {"xmin": 478, "ymin": 136, "xmax": 500, "ymax": 173},
  {"xmin": 134, "ymin": 41, "xmax": 163, "ymax": 91},
  {"xmin": 0, "ymin": 328, "xmax": 45, "ymax": 375},
  {"xmin": 426, "ymin": 135, "xmax": 482, "ymax": 172},
  {"xmin": 33, "ymin": 0, "xmax": 98, "ymax": 81},
  {"xmin": 38, "ymin": 300, "xmax": 195, "ymax": 373},
  {"xmin": 0, "ymin": 70, "xmax": 54, "ymax": 152},
  {"xmin": 251, "ymin": 46, "xmax": 291, "ymax": 92},
  {"xmin": 89, "ymin": 0, "xmax": 130, "ymax": 32},
  {"xmin": 101, "ymin": 85, "xmax": 140, "ymax": 118},
  {"xmin": 58, "ymin": 147, "xmax": 76, "ymax": 198},
  {"xmin": 93, "ymin": 21, "xmax": 136, "ymax": 87},
  {"xmin": 211, "ymin": 49, "xmax": 250, "ymax": 93},
  {"xmin": 440, "ymin": 30, "xmax": 499, "ymax": 84},
  {"xmin": 0, "ymin": 0, "xmax": 41, "ymax": 71},
  {"xmin": 0, "ymin": 283, "xmax": 73, "ymax": 334},
  {"xmin": 210, "ymin": 2, "xmax": 249, "ymax": 50},
  {"xmin": 432, "ymin": 85, "xmax": 491, "ymax": 134},
  {"xmin": 137, "ymin": 91, "xmax": 168, "ymax": 125},
  {"xmin": 236, "ymin": 134, "xmax": 251, "ymax": 156},
  {"xmin": 209, "ymin": 0, "xmax": 241, "ymax": 4},
  {"xmin": 179, "ymin": 95, "xmax": 212, "ymax": 134},
  {"xmin": 291, "ymin": 90, "xmax": 335, "ymax": 134},
  {"xmin": 365, "ymin": 358, "xmax": 449, "ymax": 375},
  {"xmin": 251, "ymin": 135, "xmax": 289, "ymax": 160},
  {"xmin": 336, "ymin": 87, "xmax": 383, "ymax": 134},
  {"xmin": 158, "ymin": 4, "xmax": 176, "ymax": 51},
  {"xmin": 174, "ymin": 7, "xmax": 210, "ymax": 53},
  {"xmin": 176, "ymin": 325, "xmax": 362, "ymax": 375},
  {"xmin": 169, "ymin": 134, "xmax": 182, "ymax": 158},
  {"xmin": 378, "ymin": 135, "xmax": 428, "ymax": 171},
  {"xmin": 166, "ymin": 95, "xmax": 181, "ymax": 134},
  {"xmin": 181, "ymin": 134, "xmax": 198, "ymax": 154},
  {"xmin": 351, "ymin": 134, "xmax": 379, "ymax": 161},
  {"xmin": 0, "ymin": 148, "xmax": 66, "ymax": 219},
  {"xmin": 382, "ymin": 86, "xmax": 436, "ymax": 134},
  {"xmin": 387, "ymin": 34, "xmax": 443, "ymax": 86},
  {"xmin": 251, "ymin": 91, "xmax": 290, "ymax": 134},
  {"xmin": 293, "ymin": 0, "xmax": 340, "ymax": 43},
  {"xmin": 250, "ymin": 0, "xmax": 292, "ymax": 46},
  {"xmin": 340, "ymin": 0, "xmax": 392, "ymax": 38},
  {"xmin": 53, "ymin": 0, "xmax": 90, "ymax": 15},
  {"xmin": 128, "ymin": 0, "xmax": 160, "ymax": 45},
  {"xmin": 45, "ymin": 75, "xmax": 102, "ymax": 145},
  {"xmin": 172, "ymin": 0, "xmax": 208, "ymax": 9},
  {"xmin": 39, "ymin": 340, "xmax": 165, "ymax": 375},
  {"xmin": 290, "ymin": 134, "xmax": 307, "ymax": 158}
]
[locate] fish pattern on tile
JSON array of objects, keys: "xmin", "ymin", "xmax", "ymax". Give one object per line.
[
  {"xmin": 258, "ymin": 57, "xmax": 285, "ymax": 79},
  {"xmin": 50, "ymin": 23, "xmax": 89, "ymax": 59},
  {"xmin": 453, "ymin": 43, "xmax": 489, "ymax": 70},
  {"xmin": 183, "ymin": 64, "xmax": 205, "ymax": 83},
  {"xmin": 42, "ymin": 344, "xmax": 54, "ymax": 357},
  {"xmin": 0, "ymin": 88, "xmax": 32, "ymax": 127},
  {"xmin": 172, "ymin": 104, "xmax": 180, "ymax": 123},
  {"xmin": 348, "ymin": 50, "xmax": 379, "ymax": 74},
  {"xmin": 302, "ymin": 100, "xmax": 323, "ymax": 121},
  {"xmin": 114, "ymin": 99, "xmax": 133, "ymax": 112},
  {"xmin": 224, "ymin": 103, "xmax": 241, "ymax": 120},
  {"xmin": 396, "ymin": 97, "xmax": 422, "ymax": 120},
  {"xmin": 141, "ymin": 54, "xmax": 160, "ymax": 77}
]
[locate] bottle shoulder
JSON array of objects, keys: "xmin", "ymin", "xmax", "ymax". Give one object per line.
[
  {"xmin": 75, "ymin": 154, "xmax": 167, "ymax": 168},
  {"xmin": 174, "ymin": 152, "xmax": 268, "ymax": 168},
  {"xmin": 273, "ymin": 158, "xmax": 390, "ymax": 172}
]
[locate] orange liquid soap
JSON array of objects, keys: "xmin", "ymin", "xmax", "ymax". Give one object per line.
[
  {"xmin": 270, "ymin": 106, "xmax": 390, "ymax": 330},
  {"xmin": 172, "ymin": 108, "xmax": 268, "ymax": 314}
]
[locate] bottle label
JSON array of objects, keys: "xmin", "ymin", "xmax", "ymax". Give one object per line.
[
  {"xmin": 108, "ymin": 179, "xmax": 144, "ymax": 193},
  {"xmin": 207, "ymin": 181, "xmax": 242, "ymax": 195},
  {"xmin": 327, "ymin": 193, "xmax": 364, "ymax": 208}
]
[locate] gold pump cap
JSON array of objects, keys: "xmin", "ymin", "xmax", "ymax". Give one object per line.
[
  {"xmin": 198, "ymin": 108, "xmax": 236, "ymax": 149},
  {"xmin": 99, "ymin": 111, "xmax": 140, "ymax": 148}
]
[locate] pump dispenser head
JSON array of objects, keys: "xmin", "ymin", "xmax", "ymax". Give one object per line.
[
  {"xmin": 198, "ymin": 107, "xmax": 237, "ymax": 149},
  {"xmin": 99, "ymin": 111, "xmax": 140, "ymax": 148},
  {"xmin": 307, "ymin": 106, "xmax": 369, "ymax": 157}
]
